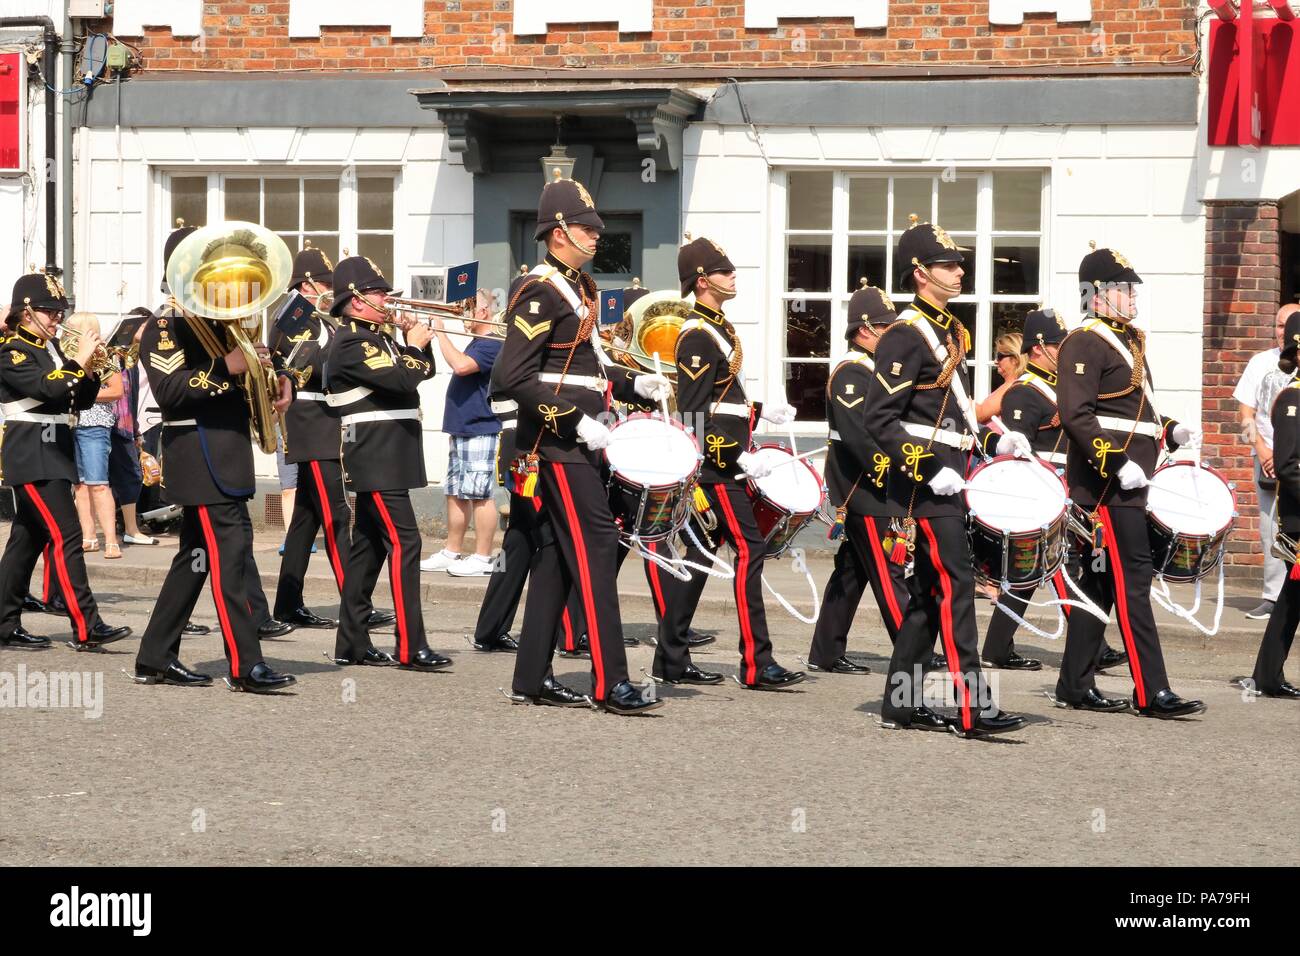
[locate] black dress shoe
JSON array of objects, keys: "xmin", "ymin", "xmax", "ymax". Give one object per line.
[
  {"xmin": 924, "ymin": 653, "xmax": 948, "ymax": 672},
  {"xmin": 1060, "ymin": 688, "xmax": 1130, "ymax": 712},
  {"xmin": 963, "ymin": 709, "xmax": 1027, "ymax": 736},
  {"xmin": 601, "ymin": 679, "xmax": 664, "ymax": 715},
  {"xmin": 655, "ymin": 663, "xmax": 725, "ymax": 685},
  {"xmin": 529, "ymin": 676, "xmax": 590, "ymax": 707},
  {"xmin": 367, "ymin": 609, "xmax": 396, "ymax": 629},
  {"xmin": 983, "ymin": 652, "xmax": 1042, "ymax": 671},
  {"xmin": 227, "ymin": 661, "xmax": 297, "ymax": 693},
  {"xmin": 182, "ymin": 621, "xmax": 210, "ymax": 636},
  {"xmin": 49, "ymin": 594, "xmax": 68, "ymax": 616},
  {"xmin": 395, "ymin": 647, "xmax": 452, "ymax": 671},
  {"xmin": 743, "ymin": 662, "xmax": 806, "ymax": 690},
  {"xmin": 685, "ymin": 629, "xmax": 716, "ymax": 648},
  {"xmin": 1098, "ymin": 645, "xmax": 1128, "ymax": 670},
  {"xmin": 133, "ymin": 661, "xmax": 213, "ymax": 686},
  {"xmin": 472, "ymin": 633, "xmax": 519, "ymax": 652},
  {"xmin": 257, "ymin": 618, "xmax": 294, "ymax": 639},
  {"xmin": 283, "ymin": 606, "xmax": 336, "ymax": 629},
  {"xmin": 1260, "ymin": 681, "xmax": 1300, "ymax": 700},
  {"xmin": 1136, "ymin": 688, "xmax": 1206, "ymax": 719},
  {"xmin": 77, "ymin": 622, "xmax": 131, "ymax": 649},
  {"xmin": 623, "ymin": 636, "xmax": 639, "ymax": 648},
  {"xmin": 22, "ymin": 593, "xmax": 49, "ymax": 614},
  {"xmin": 881, "ymin": 705, "xmax": 952, "ymax": 731},
  {"xmin": 558, "ymin": 635, "xmax": 590, "ymax": 658},
  {"xmin": 1, "ymin": 626, "xmax": 51, "ymax": 648},
  {"xmin": 808, "ymin": 655, "xmax": 870, "ymax": 675},
  {"xmin": 332, "ymin": 647, "xmax": 394, "ymax": 666}
]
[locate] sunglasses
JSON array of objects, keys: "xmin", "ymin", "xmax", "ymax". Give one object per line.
[{"xmin": 995, "ymin": 352, "xmax": 1015, "ymax": 361}]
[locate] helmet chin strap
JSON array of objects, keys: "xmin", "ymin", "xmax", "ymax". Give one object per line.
[
  {"xmin": 1093, "ymin": 292, "xmax": 1137, "ymax": 323},
  {"xmin": 23, "ymin": 306, "xmax": 60, "ymax": 341},
  {"xmin": 913, "ymin": 259, "xmax": 962, "ymax": 298},
  {"xmin": 703, "ymin": 274, "xmax": 735, "ymax": 300},
  {"xmin": 558, "ymin": 220, "xmax": 596, "ymax": 258}
]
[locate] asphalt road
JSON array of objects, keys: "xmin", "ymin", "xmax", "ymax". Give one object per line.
[{"xmin": 2, "ymin": 539, "xmax": 1297, "ymax": 867}]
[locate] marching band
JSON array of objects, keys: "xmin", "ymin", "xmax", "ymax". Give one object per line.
[{"xmin": 2, "ymin": 172, "xmax": 1295, "ymax": 734}]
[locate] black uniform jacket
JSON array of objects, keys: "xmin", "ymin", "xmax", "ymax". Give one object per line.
[
  {"xmin": 0, "ymin": 325, "xmax": 101, "ymax": 486},
  {"xmin": 272, "ymin": 314, "xmax": 341, "ymax": 465},
  {"xmin": 1271, "ymin": 380, "xmax": 1300, "ymax": 536},
  {"xmin": 491, "ymin": 255, "xmax": 641, "ymax": 467},
  {"xmin": 864, "ymin": 295, "xmax": 977, "ymax": 518},
  {"xmin": 674, "ymin": 303, "xmax": 762, "ymax": 485},
  {"xmin": 141, "ymin": 309, "xmax": 256, "ymax": 506},
  {"xmin": 998, "ymin": 363, "xmax": 1066, "ymax": 463},
  {"xmin": 325, "ymin": 319, "xmax": 435, "ymax": 493},
  {"xmin": 825, "ymin": 346, "xmax": 896, "ymax": 517},
  {"xmin": 1056, "ymin": 315, "xmax": 1180, "ymax": 510}
]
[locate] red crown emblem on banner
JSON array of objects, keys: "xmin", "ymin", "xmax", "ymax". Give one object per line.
[{"xmin": 457, "ymin": 272, "xmax": 469, "ymax": 284}]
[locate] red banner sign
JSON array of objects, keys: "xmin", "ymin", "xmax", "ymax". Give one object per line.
[{"xmin": 1208, "ymin": 12, "xmax": 1300, "ymax": 147}]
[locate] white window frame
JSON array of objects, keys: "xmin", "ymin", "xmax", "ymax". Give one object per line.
[{"xmin": 769, "ymin": 165, "xmax": 1050, "ymax": 430}]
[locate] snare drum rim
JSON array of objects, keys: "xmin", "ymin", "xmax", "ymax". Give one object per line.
[
  {"xmin": 963, "ymin": 453, "xmax": 1067, "ymax": 537},
  {"xmin": 1146, "ymin": 460, "xmax": 1236, "ymax": 541},
  {"xmin": 745, "ymin": 441, "xmax": 828, "ymax": 517},
  {"xmin": 604, "ymin": 411, "xmax": 703, "ymax": 493}
]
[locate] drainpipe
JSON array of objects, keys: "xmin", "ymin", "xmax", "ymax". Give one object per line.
[
  {"xmin": 0, "ymin": 16, "xmax": 59, "ymax": 278},
  {"xmin": 60, "ymin": 4, "xmax": 74, "ymax": 300}
]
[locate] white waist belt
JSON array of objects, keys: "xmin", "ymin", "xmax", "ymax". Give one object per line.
[
  {"xmin": 326, "ymin": 386, "xmax": 374, "ymax": 408},
  {"xmin": 1, "ymin": 398, "xmax": 42, "ymax": 416},
  {"xmin": 491, "ymin": 399, "xmax": 518, "ymax": 415},
  {"xmin": 712, "ymin": 402, "xmax": 751, "ymax": 419},
  {"xmin": 340, "ymin": 409, "xmax": 422, "ymax": 427},
  {"xmin": 164, "ymin": 418, "xmax": 197, "ymax": 427},
  {"xmin": 1096, "ymin": 416, "xmax": 1162, "ymax": 438},
  {"xmin": 3, "ymin": 412, "xmax": 76, "ymax": 427},
  {"xmin": 1037, "ymin": 450, "xmax": 1068, "ymax": 465},
  {"xmin": 539, "ymin": 373, "xmax": 605, "ymax": 393},
  {"xmin": 902, "ymin": 422, "xmax": 975, "ymax": 451},
  {"xmin": 296, "ymin": 391, "xmax": 327, "ymax": 402}
]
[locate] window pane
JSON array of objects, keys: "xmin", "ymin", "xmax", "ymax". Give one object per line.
[
  {"xmin": 847, "ymin": 236, "xmax": 888, "ymax": 292},
  {"xmin": 305, "ymin": 179, "xmax": 339, "ymax": 232},
  {"xmin": 992, "ymin": 237, "xmax": 1040, "ymax": 295},
  {"xmin": 786, "ymin": 361, "xmax": 828, "ymax": 422},
  {"xmin": 848, "ymin": 178, "xmax": 887, "ymax": 231},
  {"xmin": 593, "ymin": 232, "xmax": 632, "ymax": 275},
  {"xmin": 225, "ymin": 179, "xmax": 259, "ymax": 222},
  {"xmin": 358, "ymin": 177, "xmax": 394, "ymax": 231},
  {"xmin": 170, "ymin": 176, "xmax": 207, "ymax": 230},
  {"xmin": 893, "ymin": 178, "xmax": 932, "ymax": 232},
  {"xmin": 994, "ymin": 171, "xmax": 1042, "ymax": 231},
  {"xmin": 786, "ymin": 237, "xmax": 832, "ymax": 293},
  {"xmin": 304, "ymin": 234, "xmax": 339, "ymax": 270},
  {"xmin": 938, "ymin": 177, "xmax": 977, "ymax": 231},
  {"xmin": 991, "ymin": 302, "xmax": 1036, "ymax": 350},
  {"xmin": 357, "ymin": 234, "xmax": 394, "ymax": 285},
  {"xmin": 787, "ymin": 171, "xmax": 833, "ymax": 230},
  {"xmin": 786, "ymin": 299, "xmax": 830, "ymax": 359},
  {"xmin": 265, "ymin": 179, "xmax": 299, "ymax": 232}
]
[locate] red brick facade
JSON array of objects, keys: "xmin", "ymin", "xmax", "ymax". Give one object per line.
[
  {"xmin": 98, "ymin": 1, "xmax": 1196, "ymax": 73},
  {"xmin": 1202, "ymin": 201, "xmax": 1284, "ymax": 571}
]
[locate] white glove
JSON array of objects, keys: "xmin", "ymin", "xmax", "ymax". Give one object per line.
[
  {"xmin": 634, "ymin": 373, "xmax": 672, "ymax": 403},
  {"xmin": 1118, "ymin": 460, "xmax": 1148, "ymax": 490},
  {"xmin": 1171, "ymin": 423, "xmax": 1202, "ymax": 448},
  {"xmin": 996, "ymin": 430, "xmax": 1034, "ymax": 460},
  {"xmin": 928, "ymin": 467, "xmax": 965, "ymax": 497},
  {"xmin": 760, "ymin": 402, "xmax": 797, "ymax": 426},
  {"xmin": 736, "ymin": 451, "xmax": 773, "ymax": 480},
  {"xmin": 575, "ymin": 415, "xmax": 612, "ymax": 451}
]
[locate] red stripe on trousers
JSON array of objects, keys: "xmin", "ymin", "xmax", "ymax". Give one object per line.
[
  {"xmin": 864, "ymin": 515, "xmax": 904, "ymax": 630},
  {"xmin": 646, "ymin": 541, "xmax": 666, "ymax": 617},
  {"xmin": 24, "ymin": 486, "xmax": 88, "ymax": 644},
  {"xmin": 919, "ymin": 518, "xmax": 974, "ymax": 731},
  {"xmin": 1099, "ymin": 506, "xmax": 1148, "ymax": 707},
  {"xmin": 1052, "ymin": 569, "xmax": 1071, "ymax": 618},
  {"xmin": 552, "ymin": 463, "xmax": 608, "ymax": 700},
  {"xmin": 561, "ymin": 606, "xmax": 575, "ymax": 651},
  {"xmin": 715, "ymin": 486, "xmax": 758, "ymax": 685},
  {"xmin": 42, "ymin": 545, "xmax": 51, "ymax": 602},
  {"xmin": 371, "ymin": 493, "xmax": 409, "ymax": 663},
  {"xmin": 197, "ymin": 505, "xmax": 241, "ymax": 675},
  {"xmin": 310, "ymin": 460, "xmax": 345, "ymax": 590}
]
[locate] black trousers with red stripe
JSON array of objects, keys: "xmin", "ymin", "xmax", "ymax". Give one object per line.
[
  {"xmin": 511, "ymin": 461, "xmax": 631, "ymax": 701},
  {"xmin": 1254, "ymin": 574, "xmax": 1300, "ymax": 693},
  {"xmin": 334, "ymin": 489, "xmax": 427, "ymax": 664},
  {"xmin": 881, "ymin": 515, "xmax": 991, "ymax": 733},
  {"xmin": 273, "ymin": 458, "xmax": 358, "ymax": 618},
  {"xmin": 982, "ymin": 568, "xmax": 1070, "ymax": 664},
  {"xmin": 136, "ymin": 501, "xmax": 264, "ymax": 677},
  {"xmin": 657, "ymin": 482, "xmax": 775, "ymax": 685},
  {"xmin": 0, "ymin": 480, "xmax": 103, "ymax": 643},
  {"xmin": 562, "ymin": 543, "xmax": 667, "ymax": 651},
  {"xmin": 1056, "ymin": 505, "xmax": 1169, "ymax": 707},
  {"xmin": 808, "ymin": 513, "xmax": 910, "ymax": 667}
]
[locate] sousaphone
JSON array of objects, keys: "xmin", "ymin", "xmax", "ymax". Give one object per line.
[{"xmin": 610, "ymin": 289, "xmax": 692, "ymax": 380}]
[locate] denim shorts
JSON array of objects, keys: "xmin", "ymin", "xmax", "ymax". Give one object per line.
[
  {"xmin": 75, "ymin": 426, "xmax": 112, "ymax": 485},
  {"xmin": 445, "ymin": 434, "xmax": 498, "ymax": 500}
]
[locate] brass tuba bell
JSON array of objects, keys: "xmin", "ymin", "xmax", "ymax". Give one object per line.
[
  {"xmin": 619, "ymin": 289, "xmax": 692, "ymax": 378},
  {"xmin": 165, "ymin": 221, "xmax": 293, "ymax": 454}
]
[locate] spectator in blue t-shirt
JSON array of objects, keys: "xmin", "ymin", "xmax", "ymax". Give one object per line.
[{"xmin": 422, "ymin": 289, "xmax": 504, "ymax": 577}]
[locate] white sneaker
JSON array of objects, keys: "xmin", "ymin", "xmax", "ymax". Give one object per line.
[
  {"xmin": 420, "ymin": 549, "xmax": 461, "ymax": 572},
  {"xmin": 123, "ymin": 533, "xmax": 156, "ymax": 546},
  {"xmin": 447, "ymin": 554, "xmax": 494, "ymax": 577}
]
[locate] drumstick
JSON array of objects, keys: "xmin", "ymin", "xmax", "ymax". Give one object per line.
[
  {"xmin": 733, "ymin": 445, "xmax": 827, "ymax": 481},
  {"xmin": 651, "ymin": 351, "xmax": 671, "ymax": 421}
]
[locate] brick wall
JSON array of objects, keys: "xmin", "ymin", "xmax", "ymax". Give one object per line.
[
  {"xmin": 96, "ymin": 1, "xmax": 1197, "ymax": 73},
  {"xmin": 1202, "ymin": 201, "xmax": 1283, "ymax": 573}
]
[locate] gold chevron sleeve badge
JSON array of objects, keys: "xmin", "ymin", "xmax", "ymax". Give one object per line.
[
  {"xmin": 513, "ymin": 317, "xmax": 551, "ymax": 341},
  {"xmin": 835, "ymin": 393, "xmax": 864, "ymax": 409},
  {"xmin": 149, "ymin": 350, "xmax": 188, "ymax": 375},
  {"xmin": 679, "ymin": 360, "xmax": 710, "ymax": 381},
  {"xmin": 874, "ymin": 372, "xmax": 913, "ymax": 395},
  {"xmin": 364, "ymin": 354, "xmax": 395, "ymax": 370}
]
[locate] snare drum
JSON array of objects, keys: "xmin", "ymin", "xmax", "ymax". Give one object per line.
[
  {"xmin": 964, "ymin": 455, "xmax": 1068, "ymax": 588},
  {"xmin": 604, "ymin": 414, "xmax": 702, "ymax": 543},
  {"xmin": 1146, "ymin": 461, "xmax": 1235, "ymax": 583},
  {"xmin": 746, "ymin": 443, "xmax": 827, "ymax": 558}
]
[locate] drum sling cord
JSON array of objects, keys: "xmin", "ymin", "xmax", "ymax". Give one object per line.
[
  {"xmin": 884, "ymin": 374, "xmax": 953, "ymax": 571},
  {"xmin": 690, "ymin": 327, "xmax": 746, "ymax": 526},
  {"xmin": 1147, "ymin": 454, "xmax": 1227, "ymax": 637}
]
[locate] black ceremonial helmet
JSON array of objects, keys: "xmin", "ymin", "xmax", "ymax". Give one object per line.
[
  {"xmin": 845, "ymin": 279, "xmax": 897, "ymax": 341},
  {"xmin": 535, "ymin": 173, "xmax": 604, "ymax": 256},
  {"xmin": 1020, "ymin": 308, "xmax": 1068, "ymax": 354},
  {"xmin": 162, "ymin": 218, "xmax": 199, "ymax": 294},
  {"xmin": 10, "ymin": 270, "xmax": 70, "ymax": 315},
  {"xmin": 896, "ymin": 215, "xmax": 966, "ymax": 294},
  {"xmin": 290, "ymin": 242, "xmax": 335, "ymax": 291},
  {"xmin": 678, "ymin": 234, "xmax": 736, "ymax": 298},
  {"xmin": 331, "ymin": 256, "xmax": 393, "ymax": 320}
]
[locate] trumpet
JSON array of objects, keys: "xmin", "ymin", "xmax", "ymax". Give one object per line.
[{"xmin": 59, "ymin": 327, "xmax": 123, "ymax": 377}]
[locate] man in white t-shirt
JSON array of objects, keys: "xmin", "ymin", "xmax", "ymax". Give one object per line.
[{"xmin": 1234, "ymin": 303, "xmax": 1300, "ymax": 619}]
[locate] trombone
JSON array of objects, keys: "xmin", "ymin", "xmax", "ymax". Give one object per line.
[{"xmin": 384, "ymin": 295, "xmax": 506, "ymax": 341}]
